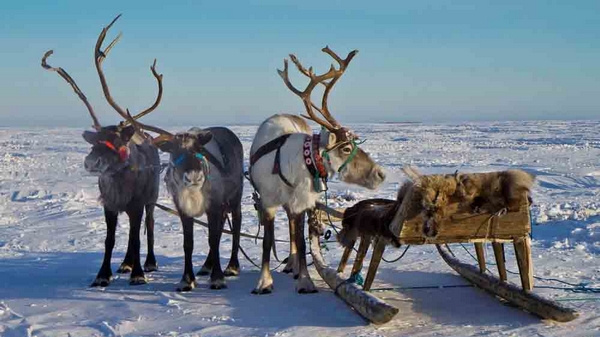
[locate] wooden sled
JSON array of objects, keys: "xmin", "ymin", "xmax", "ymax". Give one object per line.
[{"xmin": 311, "ymin": 198, "xmax": 579, "ymax": 324}]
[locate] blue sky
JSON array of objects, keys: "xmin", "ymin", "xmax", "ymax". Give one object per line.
[{"xmin": 1, "ymin": 1, "xmax": 598, "ymax": 127}]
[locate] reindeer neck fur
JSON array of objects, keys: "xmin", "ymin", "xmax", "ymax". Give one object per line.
[
  {"xmin": 98, "ymin": 141, "xmax": 159, "ymax": 212},
  {"xmin": 166, "ymin": 168, "xmax": 212, "ymax": 218},
  {"xmin": 164, "ymin": 137, "xmax": 218, "ymax": 218}
]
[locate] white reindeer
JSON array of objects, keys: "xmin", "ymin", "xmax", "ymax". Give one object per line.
[{"xmin": 249, "ymin": 47, "xmax": 386, "ymax": 294}]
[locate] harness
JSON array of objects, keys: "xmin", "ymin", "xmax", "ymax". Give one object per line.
[
  {"xmin": 99, "ymin": 140, "xmax": 129, "ymax": 162},
  {"xmin": 304, "ymin": 134, "xmax": 328, "ymax": 192},
  {"xmin": 171, "ymin": 147, "xmax": 226, "ymax": 179},
  {"xmin": 249, "ymin": 133, "xmax": 334, "ymax": 192},
  {"xmin": 249, "ymin": 134, "xmax": 294, "ymax": 187}
]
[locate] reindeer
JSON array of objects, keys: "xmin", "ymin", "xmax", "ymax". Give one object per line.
[
  {"xmin": 248, "ymin": 47, "xmax": 386, "ymax": 294},
  {"xmin": 134, "ymin": 122, "xmax": 244, "ymax": 292},
  {"xmin": 41, "ymin": 15, "xmax": 170, "ymax": 287}
]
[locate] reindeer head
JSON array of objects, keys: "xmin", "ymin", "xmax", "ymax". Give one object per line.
[
  {"xmin": 82, "ymin": 125, "xmax": 135, "ymax": 175},
  {"xmin": 42, "ymin": 15, "xmax": 169, "ymax": 176},
  {"xmin": 155, "ymin": 129, "xmax": 213, "ymax": 189},
  {"xmin": 278, "ymin": 47, "xmax": 386, "ymax": 190}
]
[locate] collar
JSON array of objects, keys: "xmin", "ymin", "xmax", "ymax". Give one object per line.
[
  {"xmin": 303, "ymin": 134, "xmax": 328, "ymax": 179},
  {"xmin": 303, "ymin": 134, "xmax": 329, "ymax": 192}
]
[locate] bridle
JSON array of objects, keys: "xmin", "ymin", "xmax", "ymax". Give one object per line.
[
  {"xmin": 171, "ymin": 151, "xmax": 211, "ymax": 179},
  {"xmin": 98, "ymin": 140, "xmax": 129, "ymax": 162}
]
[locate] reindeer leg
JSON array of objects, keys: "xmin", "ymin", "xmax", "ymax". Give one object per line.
[
  {"xmin": 127, "ymin": 204, "xmax": 147, "ymax": 285},
  {"xmin": 224, "ymin": 200, "xmax": 242, "ymax": 277},
  {"xmin": 91, "ymin": 208, "xmax": 118, "ymax": 287},
  {"xmin": 208, "ymin": 209, "xmax": 227, "ymax": 290},
  {"xmin": 282, "ymin": 205, "xmax": 299, "ymax": 277},
  {"xmin": 143, "ymin": 204, "xmax": 158, "ymax": 272},
  {"xmin": 177, "ymin": 215, "xmax": 196, "ymax": 292},
  {"xmin": 197, "ymin": 250, "xmax": 213, "ymax": 276},
  {"xmin": 295, "ymin": 210, "xmax": 318, "ymax": 294},
  {"xmin": 117, "ymin": 244, "xmax": 134, "ymax": 274},
  {"xmin": 252, "ymin": 207, "xmax": 276, "ymax": 294}
]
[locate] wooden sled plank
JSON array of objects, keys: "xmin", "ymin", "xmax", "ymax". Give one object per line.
[
  {"xmin": 309, "ymin": 230, "xmax": 399, "ymax": 325},
  {"xmin": 474, "ymin": 243, "xmax": 486, "ymax": 273},
  {"xmin": 436, "ymin": 244, "xmax": 578, "ymax": 322},
  {"xmin": 492, "ymin": 242, "xmax": 508, "ymax": 282},
  {"xmin": 363, "ymin": 238, "xmax": 386, "ymax": 291}
]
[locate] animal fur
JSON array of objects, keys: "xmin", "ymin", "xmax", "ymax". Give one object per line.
[
  {"xmin": 337, "ymin": 198, "xmax": 401, "ymax": 248},
  {"xmin": 339, "ymin": 167, "xmax": 535, "ymax": 242},
  {"xmin": 456, "ymin": 169, "xmax": 535, "ymax": 213}
]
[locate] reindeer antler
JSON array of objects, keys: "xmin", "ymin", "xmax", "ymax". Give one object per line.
[
  {"xmin": 278, "ymin": 46, "xmax": 358, "ymax": 131},
  {"xmin": 94, "ymin": 14, "xmax": 172, "ymax": 139},
  {"xmin": 41, "ymin": 50, "xmax": 102, "ymax": 131}
]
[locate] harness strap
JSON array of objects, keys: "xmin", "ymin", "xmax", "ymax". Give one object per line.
[
  {"xmin": 274, "ymin": 145, "xmax": 294, "ymax": 187},
  {"xmin": 250, "ymin": 134, "xmax": 292, "ymax": 165},
  {"xmin": 249, "ymin": 134, "xmax": 293, "ymax": 187},
  {"xmin": 197, "ymin": 147, "xmax": 225, "ymax": 173}
]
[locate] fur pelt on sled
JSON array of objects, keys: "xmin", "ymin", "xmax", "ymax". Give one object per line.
[{"xmin": 337, "ymin": 166, "xmax": 535, "ymax": 243}]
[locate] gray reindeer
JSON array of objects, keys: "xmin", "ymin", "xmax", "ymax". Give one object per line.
[
  {"xmin": 136, "ymin": 126, "xmax": 244, "ymax": 291},
  {"xmin": 42, "ymin": 15, "xmax": 170, "ymax": 287}
]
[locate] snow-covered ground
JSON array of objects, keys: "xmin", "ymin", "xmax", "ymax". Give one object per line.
[{"xmin": 0, "ymin": 121, "xmax": 598, "ymax": 337}]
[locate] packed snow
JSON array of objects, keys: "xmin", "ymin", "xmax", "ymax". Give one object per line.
[{"xmin": 0, "ymin": 120, "xmax": 598, "ymax": 336}]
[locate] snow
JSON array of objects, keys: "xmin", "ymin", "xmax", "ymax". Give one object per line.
[{"xmin": 0, "ymin": 121, "xmax": 599, "ymax": 336}]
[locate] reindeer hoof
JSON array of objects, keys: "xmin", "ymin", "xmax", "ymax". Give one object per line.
[
  {"xmin": 282, "ymin": 255, "xmax": 298, "ymax": 275},
  {"xmin": 143, "ymin": 262, "xmax": 158, "ymax": 273},
  {"xmin": 91, "ymin": 277, "xmax": 111, "ymax": 287},
  {"xmin": 298, "ymin": 287, "xmax": 319, "ymax": 294},
  {"xmin": 296, "ymin": 276, "xmax": 318, "ymax": 294},
  {"xmin": 129, "ymin": 276, "xmax": 148, "ymax": 285},
  {"xmin": 210, "ymin": 279, "xmax": 227, "ymax": 290},
  {"xmin": 196, "ymin": 266, "xmax": 211, "ymax": 276},
  {"xmin": 251, "ymin": 285, "xmax": 273, "ymax": 295},
  {"xmin": 223, "ymin": 266, "xmax": 240, "ymax": 277},
  {"xmin": 176, "ymin": 280, "xmax": 196, "ymax": 292},
  {"xmin": 117, "ymin": 264, "xmax": 133, "ymax": 274}
]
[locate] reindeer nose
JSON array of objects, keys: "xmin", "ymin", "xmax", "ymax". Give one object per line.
[
  {"xmin": 183, "ymin": 172, "xmax": 203, "ymax": 186},
  {"xmin": 84, "ymin": 158, "xmax": 98, "ymax": 172},
  {"xmin": 371, "ymin": 165, "xmax": 386, "ymax": 183},
  {"xmin": 376, "ymin": 167, "xmax": 386, "ymax": 182}
]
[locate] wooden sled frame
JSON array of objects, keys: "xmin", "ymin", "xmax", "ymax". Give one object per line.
[{"xmin": 311, "ymin": 201, "xmax": 579, "ymax": 324}]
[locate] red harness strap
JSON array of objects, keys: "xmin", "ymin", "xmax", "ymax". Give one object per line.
[{"xmin": 99, "ymin": 141, "xmax": 129, "ymax": 162}]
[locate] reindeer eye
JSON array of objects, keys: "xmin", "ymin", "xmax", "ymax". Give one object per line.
[{"xmin": 341, "ymin": 146, "xmax": 353, "ymax": 155}]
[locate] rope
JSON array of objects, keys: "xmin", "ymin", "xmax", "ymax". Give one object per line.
[
  {"xmin": 382, "ymin": 245, "xmax": 411, "ymax": 263},
  {"xmin": 224, "ymin": 213, "xmax": 285, "ymax": 272},
  {"xmin": 457, "ymin": 243, "xmax": 600, "ymax": 294},
  {"xmin": 371, "ymin": 284, "xmax": 474, "ymax": 292},
  {"xmin": 154, "ymin": 203, "xmax": 287, "ymax": 243}
]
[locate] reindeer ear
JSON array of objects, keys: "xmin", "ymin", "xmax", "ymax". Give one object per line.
[
  {"xmin": 195, "ymin": 131, "xmax": 213, "ymax": 146},
  {"xmin": 119, "ymin": 125, "xmax": 136, "ymax": 143},
  {"xmin": 82, "ymin": 131, "xmax": 99, "ymax": 145},
  {"xmin": 328, "ymin": 132, "xmax": 337, "ymax": 146}
]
